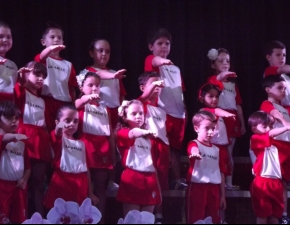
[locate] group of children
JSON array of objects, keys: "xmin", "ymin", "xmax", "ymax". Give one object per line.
[{"xmin": 0, "ymin": 19, "xmax": 290, "ymax": 225}]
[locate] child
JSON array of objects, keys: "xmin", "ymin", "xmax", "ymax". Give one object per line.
[
  {"xmin": 16, "ymin": 61, "xmax": 51, "ymax": 216},
  {"xmin": 207, "ymin": 48, "xmax": 246, "ymax": 189},
  {"xmin": 75, "ymin": 71, "xmax": 114, "ymax": 223},
  {"xmin": 44, "ymin": 105, "xmax": 98, "ymax": 209},
  {"xmin": 34, "ymin": 21, "xmax": 78, "ymax": 132},
  {"xmin": 249, "ymin": 111, "xmax": 290, "ymax": 224},
  {"xmin": 186, "ymin": 110, "xmax": 226, "ymax": 224},
  {"xmin": 0, "ymin": 21, "xmax": 18, "ymax": 102},
  {"xmin": 116, "ymin": 99, "xmax": 161, "ymax": 217},
  {"xmin": 0, "ymin": 101, "xmax": 30, "ymax": 223},
  {"xmin": 144, "ymin": 28, "xmax": 187, "ymax": 190},
  {"xmin": 260, "ymin": 75, "xmax": 290, "ymax": 224},
  {"xmin": 138, "ymin": 71, "xmax": 169, "ymax": 222}
]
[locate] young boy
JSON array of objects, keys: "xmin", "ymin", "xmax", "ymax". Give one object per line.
[
  {"xmin": 260, "ymin": 75, "xmax": 290, "ymax": 224},
  {"xmin": 138, "ymin": 71, "xmax": 169, "ymax": 222},
  {"xmin": 249, "ymin": 111, "xmax": 290, "ymax": 224},
  {"xmin": 186, "ymin": 110, "xmax": 226, "ymax": 224},
  {"xmin": 144, "ymin": 28, "xmax": 187, "ymax": 190},
  {"xmin": 0, "ymin": 101, "xmax": 30, "ymax": 223}
]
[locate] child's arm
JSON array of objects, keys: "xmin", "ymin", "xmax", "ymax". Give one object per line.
[
  {"xmin": 270, "ymin": 109, "xmax": 290, "ymax": 127},
  {"xmin": 2, "ymin": 134, "xmax": 28, "ymax": 145},
  {"xmin": 55, "ymin": 122, "xmax": 68, "ymax": 138},
  {"xmin": 17, "ymin": 169, "xmax": 31, "ymax": 189},
  {"xmin": 138, "ymin": 80, "xmax": 164, "ymax": 103},
  {"xmin": 277, "ymin": 65, "xmax": 290, "ymax": 74},
  {"xmin": 237, "ymin": 105, "xmax": 246, "ymax": 135},
  {"xmin": 0, "ymin": 59, "xmax": 7, "ymax": 65},
  {"xmin": 188, "ymin": 146, "xmax": 202, "ymax": 160},
  {"xmin": 87, "ymin": 170, "xmax": 99, "ymax": 206},
  {"xmin": 269, "ymin": 126, "xmax": 290, "ymax": 137},
  {"xmin": 216, "ymin": 71, "xmax": 237, "ymax": 82},
  {"xmin": 214, "ymin": 108, "xmax": 236, "ymax": 118},
  {"xmin": 97, "ymin": 69, "xmax": 126, "ymax": 80},
  {"xmin": 128, "ymin": 128, "xmax": 156, "ymax": 139},
  {"xmin": 17, "ymin": 68, "xmax": 32, "ymax": 86},
  {"xmin": 220, "ymin": 174, "xmax": 226, "ymax": 210},
  {"xmin": 108, "ymin": 117, "xmax": 116, "ymax": 166},
  {"xmin": 39, "ymin": 45, "xmax": 66, "ymax": 61},
  {"xmin": 152, "ymin": 56, "xmax": 173, "ymax": 68},
  {"xmin": 75, "ymin": 94, "xmax": 100, "ymax": 109}
]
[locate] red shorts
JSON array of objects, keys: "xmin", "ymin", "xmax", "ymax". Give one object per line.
[
  {"xmin": 166, "ymin": 115, "xmax": 186, "ymax": 150},
  {"xmin": 44, "ymin": 170, "xmax": 89, "ymax": 209},
  {"xmin": 151, "ymin": 138, "xmax": 170, "ymax": 191},
  {"xmin": 223, "ymin": 110, "xmax": 241, "ymax": 138},
  {"xmin": 250, "ymin": 176, "xmax": 284, "ymax": 218},
  {"xmin": 117, "ymin": 168, "xmax": 161, "ymax": 206},
  {"xmin": 81, "ymin": 133, "xmax": 113, "ymax": 169},
  {"xmin": 0, "ymin": 93, "xmax": 13, "ymax": 102},
  {"xmin": 0, "ymin": 179, "xmax": 28, "ymax": 223},
  {"xmin": 186, "ymin": 183, "xmax": 220, "ymax": 224},
  {"xmin": 216, "ymin": 145, "xmax": 231, "ymax": 176},
  {"xmin": 43, "ymin": 96, "xmax": 71, "ymax": 132},
  {"xmin": 107, "ymin": 107, "xmax": 119, "ymax": 130},
  {"xmin": 18, "ymin": 124, "xmax": 52, "ymax": 162}
]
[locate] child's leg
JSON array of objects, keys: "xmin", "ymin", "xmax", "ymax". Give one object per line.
[
  {"xmin": 226, "ymin": 138, "xmax": 239, "ymax": 188},
  {"xmin": 30, "ymin": 160, "xmax": 49, "ymax": 217},
  {"xmin": 170, "ymin": 148, "xmax": 181, "ymax": 181},
  {"xmin": 256, "ymin": 217, "xmax": 267, "ymax": 224},
  {"xmin": 141, "ymin": 205, "xmax": 155, "ymax": 214},
  {"xmin": 268, "ymin": 216, "xmax": 278, "ymax": 224},
  {"xmin": 123, "ymin": 203, "xmax": 140, "ymax": 217},
  {"xmin": 282, "ymin": 181, "xmax": 288, "ymax": 218}
]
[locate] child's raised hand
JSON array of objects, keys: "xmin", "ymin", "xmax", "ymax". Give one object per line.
[
  {"xmin": 113, "ymin": 69, "xmax": 127, "ymax": 79},
  {"xmin": 88, "ymin": 94, "xmax": 100, "ymax": 101},
  {"xmin": 56, "ymin": 121, "xmax": 68, "ymax": 130},
  {"xmin": 15, "ymin": 134, "xmax": 28, "ymax": 141},
  {"xmin": 0, "ymin": 59, "xmax": 7, "ymax": 65},
  {"xmin": 50, "ymin": 45, "xmax": 66, "ymax": 52},
  {"xmin": 223, "ymin": 112, "xmax": 236, "ymax": 118},
  {"xmin": 218, "ymin": 71, "xmax": 237, "ymax": 81},
  {"xmin": 161, "ymin": 58, "xmax": 173, "ymax": 66},
  {"xmin": 153, "ymin": 80, "xmax": 165, "ymax": 88},
  {"xmin": 189, "ymin": 146, "xmax": 202, "ymax": 160},
  {"xmin": 143, "ymin": 130, "xmax": 158, "ymax": 138},
  {"xmin": 18, "ymin": 67, "xmax": 33, "ymax": 76}
]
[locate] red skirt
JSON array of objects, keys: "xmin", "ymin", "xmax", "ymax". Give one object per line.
[
  {"xmin": 223, "ymin": 109, "xmax": 241, "ymax": 138},
  {"xmin": 0, "ymin": 93, "xmax": 14, "ymax": 102},
  {"xmin": 80, "ymin": 133, "xmax": 113, "ymax": 169},
  {"xmin": 216, "ymin": 144, "xmax": 231, "ymax": 176},
  {"xmin": 117, "ymin": 168, "xmax": 162, "ymax": 206},
  {"xmin": 18, "ymin": 124, "xmax": 52, "ymax": 162}
]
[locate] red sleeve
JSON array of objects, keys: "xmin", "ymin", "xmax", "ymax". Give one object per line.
[
  {"xmin": 181, "ymin": 76, "xmax": 186, "ymax": 92},
  {"xmin": 117, "ymin": 129, "xmax": 135, "ymax": 148},
  {"xmin": 119, "ymin": 79, "xmax": 127, "ymax": 96},
  {"xmin": 86, "ymin": 66, "xmax": 97, "ymax": 73},
  {"xmin": 0, "ymin": 135, "xmax": 4, "ymax": 153},
  {"xmin": 144, "ymin": 55, "xmax": 159, "ymax": 72},
  {"xmin": 260, "ymin": 101, "xmax": 276, "ymax": 114},
  {"xmin": 187, "ymin": 141, "xmax": 198, "ymax": 156},
  {"xmin": 251, "ymin": 133, "xmax": 271, "ymax": 151},
  {"xmin": 207, "ymin": 75, "xmax": 224, "ymax": 90},
  {"xmin": 264, "ymin": 66, "xmax": 279, "ymax": 77},
  {"xmin": 69, "ymin": 65, "xmax": 78, "ymax": 88},
  {"xmin": 14, "ymin": 83, "xmax": 25, "ymax": 113},
  {"xmin": 201, "ymin": 108, "xmax": 215, "ymax": 114},
  {"xmin": 24, "ymin": 144, "xmax": 31, "ymax": 170},
  {"xmin": 34, "ymin": 54, "xmax": 46, "ymax": 64},
  {"xmin": 235, "ymin": 85, "xmax": 243, "ymax": 105}
]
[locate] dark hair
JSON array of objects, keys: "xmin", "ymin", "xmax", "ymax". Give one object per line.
[
  {"xmin": 0, "ymin": 21, "xmax": 10, "ymax": 29},
  {"xmin": 138, "ymin": 71, "xmax": 160, "ymax": 86},
  {"xmin": 192, "ymin": 110, "xmax": 217, "ymax": 127},
  {"xmin": 81, "ymin": 72, "xmax": 100, "ymax": 87},
  {"xmin": 248, "ymin": 111, "xmax": 275, "ymax": 129},
  {"xmin": 25, "ymin": 61, "xmax": 47, "ymax": 79},
  {"xmin": 55, "ymin": 104, "xmax": 78, "ymax": 121},
  {"xmin": 265, "ymin": 40, "xmax": 286, "ymax": 56},
  {"xmin": 262, "ymin": 75, "xmax": 285, "ymax": 89},
  {"xmin": 42, "ymin": 21, "xmax": 64, "ymax": 39},
  {"xmin": 0, "ymin": 101, "xmax": 21, "ymax": 119},
  {"xmin": 89, "ymin": 39, "xmax": 110, "ymax": 51},
  {"xmin": 147, "ymin": 28, "xmax": 172, "ymax": 45},
  {"xmin": 198, "ymin": 83, "xmax": 221, "ymax": 98},
  {"xmin": 209, "ymin": 48, "xmax": 231, "ymax": 77}
]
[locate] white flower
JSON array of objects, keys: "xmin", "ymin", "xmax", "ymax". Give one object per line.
[
  {"xmin": 76, "ymin": 69, "xmax": 89, "ymax": 88},
  {"xmin": 118, "ymin": 100, "xmax": 130, "ymax": 117},
  {"xmin": 194, "ymin": 216, "xmax": 213, "ymax": 224},
  {"xmin": 207, "ymin": 49, "xmax": 219, "ymax": 61},
  {"xmin": 118, "ymin": 210, "xmax": 155, "ymax": 224},
  {"xmin": 79, "ymin": 198, "xmax": 102, "ymax": 224},
  {"xmin": 22, "ymin": 212, "xmax": 51, "ymax": 224},
  {"xmin": 47, "ymin": 198, "xmax": 80, "ymax": 224}
]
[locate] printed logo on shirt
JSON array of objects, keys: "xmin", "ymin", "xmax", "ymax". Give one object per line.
[
  {"xmin": 164, "ymin": 67, "xmax": 177, "ymax": 74},
  {"xmin": 64, "ymin": 145, "xmax": 83, "ymax": 152},
  {"xmin": 224, "ymin": 87, "xmax": 235, "ymax": 94},
  {"xmin": 48, "ymin": 65, "xmax": 67, "ymax": 73},
  {"xmin": 279, "ymin": 110, "xmax": 289, "ymax": 117},
  {"xmin": 27, "ymin": 102, "xmax": 44, "ymax": 110},
  {"xmin": 136, "ymin": 144, "xmax": 150, "ymax": 150},
  {"xmin": 86, "ymin": 108, "xmax": 106, "ymax": 117},
  {"xmin": 153, "ymin": 116, "xmax": 163, "ymax": 122},
  {"xmin": 6, "ymin": 148, "xmax": 23, "ymax": 156},
  {"xmin": 201, "ymin": 153, "xmax": 218, "ymax": 160},
  {"xmin": 5, "ymin": 65, "xmax": 15, "ymax": 70}
]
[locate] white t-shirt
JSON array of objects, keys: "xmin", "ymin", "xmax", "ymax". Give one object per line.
[
  {"xmin": 271, "ymin": 102, "xmax": 290, "ymax": 142},
  {"xmin": 281, "ymin": 74, "xmax": 290, "ymax": 107},
  {"xmin": 0, "ymin": 56, "xmax": 18, "ymax": 94},
  {"xmin": 218, "ymin": 82, "xmax": 237, "ymax": 110},
  {"xmin": 211, "ymin": 117, "xmax": 229, "ymax": 145}
]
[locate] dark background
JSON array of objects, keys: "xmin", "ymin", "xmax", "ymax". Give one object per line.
[{"xmin": 1, "ymin": 0, "xmax": 290, "ymax": 156}]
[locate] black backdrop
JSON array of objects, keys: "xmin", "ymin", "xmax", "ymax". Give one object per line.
[{"xmin": 1, "ymin": 0, "xmax": 290, "ymax": 156}]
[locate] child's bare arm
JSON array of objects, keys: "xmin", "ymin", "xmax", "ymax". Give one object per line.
[
  {"xmin": 17, "ymin": 169, "xmax": 31, "ymax": 189},
  {"xmin": 277, "ymin": 65, "xmax": 290, "ymax": 74},
  {"xmin": 237, "ymin": 105, "xmax": 246, "ymax": 135},
  {"xmin": 75, "ymin": 94, "xmax": 100, "ymax": 109},
  {"xmin": 214, "ymin": 108, "xmax": 236, "ymax": 118},
  {"xmin": 128, "ymin": 128, "xmax": 156, "ymax": 139},
  {"xmin": 40, "ymin": 45, "xmax": 66, "ymax": 61},
  {"xmin": 220, "ymin": 174, "xmax": 226, "ymax": 210},
  {"xmin": 138, "ymin": 80, "xmax": 164, "ymax": 103},
  {"xmin": 97, "ymin": 69, "xmax": 126, "ymax": 80},
  {"xmin": 2, "ymin": 134, "xmax": 28, "ymax": 145},
  {"xmin": 270, "ymin": 109, "xmax": 290, "ymax": 127},
  {"xmin": 188, "ymin": 146, "xmax": 202, "ymax": 159},
  {"xmin": 152, "ymin": 56, "xmax": 173, "ymax": 67},
  {"xmin": 0, "ymin": 59, "xmax": 7, "ymax": 65},
  {"xmin": 269, "ymin": 126, "xmax": 290, "ymax": 137},
  {"xmin": 17, "ymin": 67, "xmax": 32, "ymax": 86},
  {"xmin": 87, "ymin": 170, "xmax": 99, "ymax": 206},
  {"xmin": 216, "ymin": 71, "xmax": 237, "ymax": 81}
]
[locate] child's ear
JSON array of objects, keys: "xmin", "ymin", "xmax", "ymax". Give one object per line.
[
  {"xmin": 266, "ymin": 54, "xmax": 271, "ymax": 61},
  {"xmin": 89, "ymin": 50, "xmax": 94, "ymax": 58},
  {"xmin": 55, "ymin": 120, "xmax": 59, "ymax": 125},
  {"xmin": 40, "ymin": 39, "xmax": 46, "ymax": 47},
  {"xmin": 265, "ymin": 87, "xmax": 270, "ymax": 93},
  {"xmin": 194, "ymin": 125, "xmax": 199, "ymax": 132},
  {"xmin": 210, "ymin": 62, "xmax": 216, "ymax": 69},
  {"xmin": 198, "ymin": 96, "xmax": 204, "ymax": 103},
  {"xmin": 148, "ymin": 44, "xmax": 153, "ymax": 52},
  {"xmin": 140, "ymin": 85, "xmax": 145, "ymax": 92}
]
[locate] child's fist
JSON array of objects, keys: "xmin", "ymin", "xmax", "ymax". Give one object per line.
[
  {"xmin": 56, "ymin": 121, "xmax": 68, "ymax": 130},
  {"xmin": 113, "ymin": 69, "xmax": 127, "ymax": 79},
  {"xmin": 189, "ymin": 153, "xmax": 202, "ymax": 160},
  {"xmin": 0, "ymin": 59, "xmax": 7, "ymax": 65},
  {"xmin": 153, "ymin": 80, "xmax": 165, "ymax": 88},
  {"xmin": 50, "ymin": 45, "xmax": 66, "ymax": 52},
  {"xmin": 18, "ymin": 67, "xmax": 33, "ymax": 75},
  {"xmin": 15, "ymin": 134, "xmax": 28, "ymax": 141},
  {"xmin": 145, "ymin": 130, "xmax": 158, "ymax": 138},
  {"xmin": 161, "ymin": 59, "xmax": 173, "ymax": 66},
  {"xmin": 223, "ymin": 112, "xmax": 236, "ymax": 118},
  {"xmin": 218, "ymin": 71, "xmax": 237, "ymax": 81},
  {"xmin": 88, "ymin": 94, "xmax": 100, "ymax": 101}
]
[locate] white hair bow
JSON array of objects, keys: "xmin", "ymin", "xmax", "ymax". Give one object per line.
[
  {"xmin": 118, "ymin": 100, "xmax": 130, "ymax": 117},
  {"xmin": 76, "ymin": 69, "xmax": 89, "ymax": 88},
  {"xmin": 207, "ymin": 48, "xmax": 219, "ymax": 61}
]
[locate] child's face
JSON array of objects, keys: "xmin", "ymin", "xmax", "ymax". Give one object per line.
[
  {"xmin": 0, "ymin": 27, "xmax": 12, "ymax": 57},
  {"xmin": 90, "ymin": 40, "xmax": 111, "ymax": 68},
  {"xmin": 266, "ymin": 81, "xmax": 286, "ymax": 101},
  {"xmin": 57, "ymin": 109, "xmax": 79, "ymax": 137},
  {"xmin": 149, "ymin": 37, "xmax": 171, "ymax": 59},
  {"xmin": 200, "ymin": 89, "xmax": 219, "ymax": 108},
  {"xmin": 41, "ymin": 29, "xmax": 63, "ymax": 47},
  {"xmin": 211, "ymin": 53, "xmax": 230, "ymax": 73},
  {"xmin": 141, "ymin": 77, "xmax": 162, "ymax": 98},
  {"xmin": 252, "ymin": 124, "xmax": 271, "ymax": 134},
  {"xmin": 267, "ymin": 48, "xmax": 286, "ymax": 67},
  {"xmin": 27, "ymin": 72, "xmax": 46, "ymax": 90},
  {"xmin": 0, "ymin": 115, "xmax": 19, "ymax": 133},
  {"xmin": 194, "ymin": 119, "xmax": 216, "ymax": 144},
  {"xmin": 125, "ymin": 103, "xmax": 145, "ymax": 128},
  {"xmin": 81, "ymin": 76, "xmax": 101, "ymax": 95}
]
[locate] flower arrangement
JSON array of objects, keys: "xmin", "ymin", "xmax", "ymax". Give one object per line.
[{"xmin": 207, "ymin": 49, "xmax": 219, "ymax": 61}]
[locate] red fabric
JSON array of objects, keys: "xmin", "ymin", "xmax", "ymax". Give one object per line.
[
  {"xmin": 166, "ymin": 114, "xmax": 186, "ymax": 150},
  {"xmin": 235, "ymin": 85, "xmax": 243, "ymax": 105},
  {"xmin": 44, "ymin": 170, "xmax": 88, "ymax": 209},
  {"xmin": 207, "ymin": 75, "xmax": 224, "ymax": 90},
  {"xmin": 108, "ymin": 107, "xmax": 119, "ymax": 130},
  {"xmin": 215, "ymin": 144, "xmax": 231, "ymax": 176},
  {"xmin": 0, "ymin": 93, "xmax": 13, "ymax": 102},
  {"xmin": 117, "ymin": 168, "xmax": 161, "ymax": 205},
  {"xmin": 50, "ymin": 131, "xmax": 62, "ymax": 169},
  {"xmin": 186, "ymin": 183, "xmax": 220, "ymax": 224},
  {"xmin": 250, "ymin": 176, "xmax": 283, "ymax": 218},
  {"xmin": 260, "ymin": 100, "xmax": 276, "ymax": 113},
  {"xmin": 0, "ymin": 179, "xmax": 28, "ymax": 223},
  {"xmin": 222, "ymin": 109, "xmax": 241, "ymax": 138},
  {"xmin": 116, "ymin": 129, "xmax": 135, "ymax": 168},
  {"xmin": 264, "ymin": 66, "xmax": 279, "ymax": 77}
]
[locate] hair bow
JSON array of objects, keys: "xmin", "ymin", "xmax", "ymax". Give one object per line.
[
  {"xmin": 118, "ymin": 100, "xmax": 130, "ymax": 117},
  {"xmin": 76, "ymin": 69, "xmax": 89, "ymax": 88},
  {"xmin": 207, "ymin": 48, "xmax": 219, "ymax": 61}
]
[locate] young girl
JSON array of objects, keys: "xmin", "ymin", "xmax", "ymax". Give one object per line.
[
  {"xmin": 207, "ymin": 48, "xmax": 246, "ymax": 189},
  {"xmin": 44, "ymin": 105, "xmax": 98, "ymax": 209},
  {"xmin": 116, "ymin": 100, "xmax": 161, "ymax": 217},
  {"xmin": 34, "ymin": 21, "xmax": 78, "ymax": 132},
  {"xmin": 0, "ymin": 101, "xmax": 30, "ymax": 223},
  {"xmin": 0, "ymin": 21, "xmax": 18, "ymax": 102},
  {"xmin": 15, "ymin": 61, "xmax": 51, "ymax": 216},
  {"xmin": 75, "ymin": 71, "xmax": 114, "ymax": 223}
]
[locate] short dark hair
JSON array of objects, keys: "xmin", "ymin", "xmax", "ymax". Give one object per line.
[
  {"xmin": 89, "ymin": 39, "xmax": 110, "ymax": 51},
  {"xmin": 138, "ymin": 71, "xmax": 160, "ymax": 86},
  {"xmin": 198, "ymin": 83, "xmax": 221, "ymax": 98},
  {"xmin": 192, "ymin": 110, "xmax": 217, "ymax": 127},
  {"xmin": 55, "ymin": 104, "xmax": 77, "ymax": 121},
  {"xmin": 0, "ymin": 101, "xmax": 21, "ymax": 119},
  {"xmin": 265, "ymin": 40, "xmax": 285, "ymax": 56},
  {"xmin": 25, "ymin": 61, "xmax": 47, "ymax": 79},
  {"xmin": 0, "ymin": 21, "xmax": 10, "ymax": 29},
  {"xmin": 147, "ymin": 28, "xmax": 172, "ymax": 45},
  {"xmin": 42, "ymin": 21, "xmax": 64, "ymax": 39},
  {"xmin": 248, "ymin": 111, "xmax": 275, "ymax": 129},
  {"xmin": 262, "ymin": 75, "xmax": 285, "ymax": 89}
]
